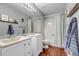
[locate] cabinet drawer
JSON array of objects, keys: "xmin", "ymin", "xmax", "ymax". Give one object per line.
[
  {"xmin": 25, "ymin": 39, "xmax": 31, "ymax": 48},
  {"xmin": 25, "ymin": 48, "xmax": 32, "ymax": 56}
]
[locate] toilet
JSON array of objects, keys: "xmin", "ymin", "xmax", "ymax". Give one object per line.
[{"xmin": 42, "ymin": 39, "xmax": 50, "ymax": 49}]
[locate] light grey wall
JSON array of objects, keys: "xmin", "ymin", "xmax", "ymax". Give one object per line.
[
  {"xmin": 44, "ymin": 13, "xmax": 65, "ymax": 47},
  {"xmin": 0, "ymin": 4, "xmax": 28, "ymax": 36},
  {"xmin": 30, "ymin": 17, "xmax": 43, "ymax": 33}
]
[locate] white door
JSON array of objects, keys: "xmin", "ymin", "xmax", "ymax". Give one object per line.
[{"xmin": 44, "ymin": 16, "xmax": 57, "ymax": 46}]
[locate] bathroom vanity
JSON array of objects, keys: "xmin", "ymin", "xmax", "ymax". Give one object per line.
[
  {"xmin": 0, "ymin": 33, "xmax": 43, "ymax": 56},
  {"xmin": 0, "ymin": 36, "xmax": 32, "ymax": 56},
  {"xmin": 27, "ymin": 33, "xmax": 43, "ymax": 56}
]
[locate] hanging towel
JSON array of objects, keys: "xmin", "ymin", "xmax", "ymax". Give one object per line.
[
  {"xmin": 7, "ymin": 24, "xmax": 14, "ymax": 35},
  {"xmin": 64, "ymin": 17, "xmax": 79, "ymax": 56}
]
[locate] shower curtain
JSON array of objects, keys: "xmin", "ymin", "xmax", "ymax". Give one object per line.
[{"xmin": 64, "ymin": 17, "xmax": 79, "ymax": 56}]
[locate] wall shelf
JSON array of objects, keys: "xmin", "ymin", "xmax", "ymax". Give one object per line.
[
  {"xmin": 0, "ymin": 20, "xmax": 18, "ymax": 24},
  {"xmin": 67, "ymin": 3, "xmax": 79, "ymax": 17}
]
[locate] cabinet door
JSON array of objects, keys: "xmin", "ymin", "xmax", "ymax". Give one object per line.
[
  {"xmin": 31, "ymin": 37, "xmax": 37, "ymax": 56},
  {"xmin": 2, "ymin": 41, "xmax": 26, "ymax": 56},
  {"xmin": 25, "ymin": 39, "xmax": 32, "ymax": 56},
  {"xmin": 36, "ymin": 35, "xmax": 43, "ymax": 55}
]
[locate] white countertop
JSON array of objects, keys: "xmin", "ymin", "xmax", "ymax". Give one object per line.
[
  {"xmin": 26, "ymin": 33, "xmax": 41, "ymax": 37},
  {"xmin": 0, "ymin": 36, "xmax": 30, "ymax": 48},
  {"xmin": 0, "ymin": 33, "xmax": 41, "ymax": 48}
]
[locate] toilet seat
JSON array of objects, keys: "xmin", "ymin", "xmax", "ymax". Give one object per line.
[{"xmin": 42, "ymin": 39, "xmax": 50, "ymax": 48}]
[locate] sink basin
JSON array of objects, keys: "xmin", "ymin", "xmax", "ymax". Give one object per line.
[
  {"xmin": 0, "ymin": 36, "xmax": 30, "ymax": 47},
  {"xmin": 1, "ymin": 37, "xmax": 20, "ymax": 43}
]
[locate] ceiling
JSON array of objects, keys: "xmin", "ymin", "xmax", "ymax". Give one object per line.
[
  {"xmin": 3, "ymin": 3, "xmax": 67, "ymax": 18},
  {"xmin": 8, "ymin": 3, "xmax": 36, "ymax": 17},
  {"xmin": 35, "ymin": 3, "xmax": 67, "ymax": 16}
]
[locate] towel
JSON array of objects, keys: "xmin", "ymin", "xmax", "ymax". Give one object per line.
[{"xmin": 7, "ymin": 24, "xmax": 14, "ymax": 35}]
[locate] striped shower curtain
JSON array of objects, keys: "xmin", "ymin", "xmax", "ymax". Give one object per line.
[{"xmin": 64, "ymin": 17, "xmax": 79, "ymax": 56}]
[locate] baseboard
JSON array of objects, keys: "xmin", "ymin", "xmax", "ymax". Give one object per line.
[{"xmin": 49, "ymin": 44, "xmax": 64, "ymax": 48}]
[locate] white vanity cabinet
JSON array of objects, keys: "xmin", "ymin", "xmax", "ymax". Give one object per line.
[
  {"xmin": 25, "ymin": 39, "xmax": 32, "ymax": 56},
  {"xmin": 0, "ymin": 38, "xmax": 32, "ymax": 56},
  {"xmin": 28, "ymin": 34, "xmax": 43, "ymax": 56}
]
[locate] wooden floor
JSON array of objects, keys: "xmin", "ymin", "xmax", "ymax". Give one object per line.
[{"xmin": 39, "ymin": 45, "xmax": 67, "ymax": 56}]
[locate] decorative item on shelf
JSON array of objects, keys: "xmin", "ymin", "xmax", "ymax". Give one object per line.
[
  {"xmin": 1, "ymin": 14, "xmax": 8, "ymax": 21},
  {"xmin": 0, "ymin": 14, "xmax": 18, "ymax": 24},
  {"xmin": 0, "ymin": 18, "xmax": 18, "ymax": 24},
  {"xmin": 21, "ymin": 18, "xmax": 24, "ymax": 22},
  {"xmin": 9, "ymin": 17, "xmax": 14, "ymax": 22},
  {"xmin": 14, "ymin": 20, "xmax": 18, "ymax": 23},
  {"xmin": 14, "ymin": 20, "xmax": 18, "ymax": 24}
]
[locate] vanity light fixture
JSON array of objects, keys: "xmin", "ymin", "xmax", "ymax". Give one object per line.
[{"xmin": 20, "ymin": 3, "xmax": 37, "ymax": 16}]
